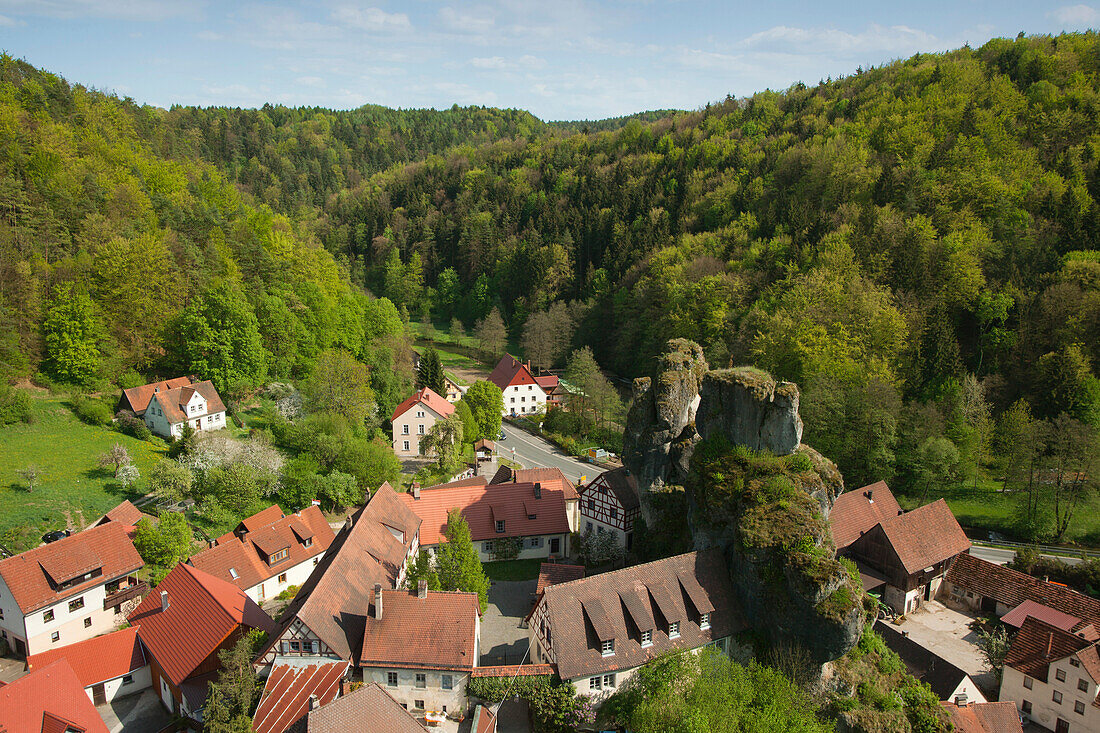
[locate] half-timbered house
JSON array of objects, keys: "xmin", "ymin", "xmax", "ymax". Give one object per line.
[{"xmin": 578, "ymin": 467, "xmax": 640, "ymax": 551}]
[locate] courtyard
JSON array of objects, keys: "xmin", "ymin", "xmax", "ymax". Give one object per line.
[{"xmin": 893, "ymin": 600, "xmax": 998, "ymax": 695}]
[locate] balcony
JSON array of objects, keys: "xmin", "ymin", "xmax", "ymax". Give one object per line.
[{"xmin": 103, "ymin": 581, "xmax": 149, "ymax": 610}]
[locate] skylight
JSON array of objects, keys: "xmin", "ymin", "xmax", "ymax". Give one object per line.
[{"xmin": 229, "ymin": 568, "xmax": 238, "ymax": 579}]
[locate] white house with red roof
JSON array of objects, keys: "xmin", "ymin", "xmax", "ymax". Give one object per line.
[
  {"xmin": 0, "ymin": 658, "xmax": 110, "ymax": 733},
  {"xmin": 488, "ymin": 354, "xmax": 553, "ymax": 417},
  {"xmin": 144, "ymin": 379, "xmax": 227, "ymax": 439},
  {"xmin": 392, "ymin": 387, "xmax": 454, "ymax": 457},
  {"xmin": 25, "ymin": 626, "xmax": 150, "ymax": 705}
]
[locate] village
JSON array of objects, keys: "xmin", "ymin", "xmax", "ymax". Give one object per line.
[{"xmin": 0, "ymin": 347, "xmax": 1094, "ymax": 733}]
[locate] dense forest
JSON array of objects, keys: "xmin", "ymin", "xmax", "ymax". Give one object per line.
[{"xmin": 3, "ymin": 35, "xmax": 1100, "ymax": 538}]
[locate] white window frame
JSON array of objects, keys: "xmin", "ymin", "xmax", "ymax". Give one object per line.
[
  {"xmin": 603, "ymin": 673, "xmax": 616, "ymax": 688},
  {"xmin": 601, "ymin": 639, "xmax": 614, "ymax": 657},
  {"xmin": 589, "ymin": 676, "xmax": 600, "ymax": 690},
  {"xmin": 641, "ymin": 629, "xmax": 652, "ymax": 647},
  {"xmin": 700, "ymin": 612, "xmax": 711, "ymax": 630},
  {"xmin": 669, "ymin": 621, "xmax": 680, "ymax": 639},
  {"xmin": 387, "ymin": 671, "xmax": 398, "ymax": 687}
]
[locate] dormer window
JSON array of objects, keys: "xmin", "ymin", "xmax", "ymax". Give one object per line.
[
  {"xmin": 269, "ymin": 548, "xmax": 289, "ymax": 564},
  {"xmin": 669, "ymin": 621, "xmax": 680, "ymax": 639},
  {"xmin": 303, "ymin": 537, "xmax": 313, "ymax": 548},
  {"xmin": 700, "ymin": 612, "xmax": 711, "ymax": 629},
  {"xmin": 495, "ymin": 520, "xmax": 505, "ymax": 533},
  {"xmin": 601, "ymin": 639, "xmax": 614, "ymax": 657},
  {"xmin": 641, "ymin": 629, "xmax": 652, "ymax": 647}
]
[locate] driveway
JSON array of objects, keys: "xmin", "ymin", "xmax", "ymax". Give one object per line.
[
  {"xmin": 480, "ymin": 579, "xmax": 537, "ymax": 666},
  {"xmin": 0, "ymin": 653, "xmax": 24, "ymax": 684},
  {"xmin": 497, "ymin": 426, "xmax": 595, "ymax": 485},
  {"xmin": 97, "ymin": 690, "xmax": 173, "ymax": 733},
  {"xmin": 894, "ymin": 601, "xmax": 998, "ymax": 695}
]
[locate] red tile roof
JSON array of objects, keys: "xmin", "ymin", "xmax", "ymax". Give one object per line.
[
  {"xmin": 874, "ymin": 499, "xmax": 970, "ymax": 574},
  {"xmin": 536, "ymin": 564, "xmax": 584, "ymax": 595},
  {"xmin": 25, "ymin": 627, "xmax": 145, "ymax": 688},
  {"xmin": 471, "ymin": 664, "xmax": 556, "ymax": 678},
  {"xmin": 252, "ymin": 661, "xmax": 348, "ymax": 733},
  {"xmin": 90, "ymin": 500, "xmax": 145, "ymax": 539},
  {"xmin": 940, "ymin": 701, "xmax": 1023, "ymax": 733},
  {"xmin": 426, "ymin": 476, "xmax": 488, "ymax": 491},
  {"xmin": 359, "ymin": 589, "xmax": 480, "ymax": 671},
  {"xmin": 152, "ymin": 380, "xmax": 226, "ymax": 424},
  {"xmin": 1001, "ymin": 599, "xmax": 1082, "ymax": 631},
  {"xmin": 534, "ymin": 375, "xmax": 559, "ymax": 390},
  {"xmin": 488, "ymin": 354, "xmax": 539, "ymax": 391},
  {"xmin": 829, "ymin": 482, "xmax": 903, "ymax": 549},
  {"xmin": 491, "ymin": 466, "xmax": 579, "ymax": 502},
  {"xmin": 119, "ymin": 376, "xmax": 193, "ymax": 416},
  {"xmin": 1004, "ymin": 616, "xmax": 1095, "ymax": 680},
  {"xmin": 471, "ymin": 705, "xmax": 497, "ymax": 733},
  {"xmin": 0, "ymin": 522, "xmax": 143, "ymax": 614},
  {"xmin": 537, "ymin": 550, "xmax": 742, "ymax": 680},
  {"xmin": 398, "ymin": 481, "xmax": 570, "ymax": 546},
  {"xmin": 189, "ymin": 506, "xmax": 334, "ymax": 592},
  {"xmin": 391, "ymin": 387, "xmax": 454, "ymax": 422},
  {"xmin": 240, "ymin": 505, "xmax": 286, "ymax": 535},
  {"xmin": 128, "ymin": 563, "xmax": 277, "ymax": 687},
  {"xmin": 0, "ymin": 659, "xmax": 108, "ymax": 733},
  {"xmin": 306, "ymin": 683, "xmax": 427, "ymax": 733},
  {"xmin": 947, "ymin": 552, "xmax": 1100, "ymax": 629}
]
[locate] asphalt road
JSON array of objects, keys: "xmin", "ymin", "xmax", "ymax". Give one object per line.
[
  {"xmin": 969, "ymin": 544, "xmax": 1085, "ymax": 566},
  {"xmin": 495, "ymin": 425, "xmax": 597, "ymax": 485}
]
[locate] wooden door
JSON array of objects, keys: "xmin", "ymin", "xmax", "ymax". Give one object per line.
[
  {"xmin": 550, "ymin": 537, "xmax": 560, "ymax": 555},
  {"xmin": 92, "ymin": 683, "xmax": 106, "ymax": 705},
  {"xmin": 1057, "ymin": 718, "xmax": 1070, "ymax": 733}
]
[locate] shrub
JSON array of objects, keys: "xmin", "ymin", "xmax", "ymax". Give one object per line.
[
  {"xmin": 73, "ymin": 395, "xmax": 112, "ymax": 426},
  {"xmin": 0, "ymin": 384, "xmax": 31, "ymax": 425},
  {"xmin": 116, "ymin": 409, "xmax": 152, "ymax": 440},
  {"xmin": 275, "ymin": 584, "xmax": 300, "ymax": 601},
  {"xmin": 116, "ymin": 369, "xmax": 145, "ymax": 390}
]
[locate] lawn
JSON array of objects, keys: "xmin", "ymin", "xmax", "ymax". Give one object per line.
[
  {"xmin": 0, "ymin": 393, "xmax": 166, "ymax": 553},
  {"xmin": 482, "ymin": 558, "xmax": 544, "ymax": 581}
]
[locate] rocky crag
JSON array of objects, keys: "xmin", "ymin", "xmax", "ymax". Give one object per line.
[{"xmin": 623, "ymin": 338, "xmax": 863, "ymax": 666}]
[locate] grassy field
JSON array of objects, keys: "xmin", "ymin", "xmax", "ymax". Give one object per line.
[
  {"xmin": 0, "ymin": 393, "xmax": 166, "ymax": 553},
  {"xmin": 408, "ymin": 321, "xmax": 523, "ymax": 384},
  {"xmin": 482, "ymin": 558, "xmax": 544, "ymax": 581}
]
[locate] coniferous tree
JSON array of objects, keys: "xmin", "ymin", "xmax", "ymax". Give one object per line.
[
  {"xmin": 416, "ymin": 348, "xmax": 445, "ymax": 395},
  {"xmin": 435, "ymin": 508, "xmax": 489, "ymax": 611}
]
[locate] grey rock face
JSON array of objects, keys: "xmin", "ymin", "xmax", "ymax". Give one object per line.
[{"xmin": 695, "ymin": 369, "xmax": 803, "ymax": 456}]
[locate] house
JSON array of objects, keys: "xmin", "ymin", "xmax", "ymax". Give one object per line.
[
  {"xmin": 87, "ymin": 499, "xmax": 145, "ymax": 540},
  {"xmin": 943, "ymin": 552, "xmax": 1100, "ymax": 630},
  {"xmin": 398, "ymin": 478, "xmax": 572, "ymax": 561},
  {"xmin": 528, "ymin": 549, "xmax": 741, "ymax": 699},
  {"xmin": 488, "ymin": 355, "xmax": 550, "ymax": 416},
  {"xmin": 490, "ymin": 465, "xmax": 581, "ymax": 533},
  {"xmin": 444, "ymin": 375, "xmax": 466, "ymax": 403},
  {"xmin": 25, "ymin": 626, "xmax": 150, "ymax": 705},
  {"xmin": 252, "ymin": 660, "xmax": 349, "ymax": 733},
  {"xmin": 255, "ymin": 484, "xmax": 480, "ymax": 725},
  {"xmin": 0, "ymin": 522, "xmax": 145, "ymax": 657},
  {"xmin": 475, "ymin": 438, "xmax": 495, "ymax": 462},
  {"xmin": 188, "ymin": 504, "xmax": 335, "ymax": 603},
  {"xmin": 0, "ymin": 658, "xmax": 109, "ymax": 733},
  {"xmin": 1001, "ymin": 615, "xmax": 1100, "ymax": 731},
  {"xmin": 536, "ymin": 563, "xmax": 585, "ymax": 597},
  {"xmin": 829, "ymin": 483, "xmax": 970, "ymax": 614},
  {"xmin": 535, "ymin": 374, "xmax": 562, "ymax": 410},
  {"xmin": 305, "ymin": 682, "xmax": 430, "ymax": 732},
  {"xmin": 392, "ymin": 387, "xmax": 455, "ymax": 457},
  {"xmin": 940, "ymin": 700, "xmax": 1024, "ymax": 733},
  {"xmin": 116, "ymin": 376, "xmax": 193, "ymax": 417},
  {"xmin": 144, "ymin": 379, "xmax": 228, "ymax": 439},
  {"xmin": 578, "ymin": 467, "xmax": 640, "ymax": 551},
  {"xmin": 874, "ymin": 621, "xmax": 986, "ymax": 703},
  {"xmin": 127, "ymin": 562, "xmax": 277, "ymax": 720},
  {"xmin": 470, "ymin": 704, "xmax": 498, "ymax": 733}
]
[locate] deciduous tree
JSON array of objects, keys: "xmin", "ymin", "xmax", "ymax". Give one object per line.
[
  {"xmin": 301, "ymin": 348, "xmax": 377, "ymax": 427},
  {"xmin": 435, "ymin": 508, "xmax": 489, "ymax": 611},
  {"xmin": 43, "ymin": 283, "xmax": 100, "ymax": 385},
  {"xmin": 475, "ymin": 307, "xmax": 507, "ymax": 360},
  {"xmin": 462, "ymin": 380, "xmax": 502, "ymax": 440}
]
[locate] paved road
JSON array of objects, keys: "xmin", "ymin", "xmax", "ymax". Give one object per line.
[
  {"xmin": 970, "ymin": 544, "xmax": 1084, "ymax": 566},
  {"xmin": 495, "ymin": 426, "xmax": 597, "ymax": 485}
]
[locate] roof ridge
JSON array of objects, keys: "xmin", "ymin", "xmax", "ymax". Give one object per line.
[{"xmin": 543, "ymin": 550, "xmax": 702, "ymax": 595}]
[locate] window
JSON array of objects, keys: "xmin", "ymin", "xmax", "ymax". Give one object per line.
[
  {"xmin": 114, "ymin": 606, "xmax": 122, "ymax": 615},
  {"xmin": 229, "ymin": 568, "xmax": 239, "ymax": 579},
  {"xmin": 521, "ymin": 396, "xmax": 526, "ymax": 402},
  {"xmin": 1053, "ymin": 690, "xmax": 1063, "ymax": 704},
  {"xmin": 669, "ymin": 621, "xmax": 680, "ymax": 639},
  {"xmin": 403, "ymin": 441, "xmax": 410, "ymax": 452},
  {"xmin": 122, "ymin": 675, "xmax": 133, "ymax": 685},
  {"xmin": 495, "ymin": 520, "xmax": 505, "ymax": 533},
  {"xmin": 269, "ymin": 548, "xmax": 288, "ymax": 564},
  {"xmin": 278, "ymin": 573, "xmax": 287, "ymax": 584},
  {"xmin": 387, "ymin": 672, "xmax": 398, "ymax": 687},
  {"xmin": 43, "ymin": 609, "xmax": 54, "ymax": 623},
  {"xmin": 415, "ymin": 699, "xmax": 425, "ymax": 710},
  {"xmin": 418, "ymin": 424, "xmax": 425, "ymax": 435},
  {"xmin": 700, "ymin": 612, "xmax": 711, "ymax": 630},
  {"xmin": 610, "ymin": 507, "xmax": 618, "ymax": 520},
  {"xmin": 1024, "ymin": 676, "xmax": 1033, "ymax": 690},
  {"xmin": 601, "ymin": 639, "xmax": 614, "ymax": 656},
  {"xmin": 83, "ymin": 617, "xmax": 91, "ymax": 628},
  {"xmin": 313, "ymin": 558, "xmax": 319, "ymax": 566},
  {"xmin": 1071, "ymin": 658, "xmax": 1081, "ymax": 667},
  {"xmin": 303, "ymin": 537, "xmax": 313, "ymax": 548},
  {"xmin": 68, "ymin": 597, "xmax": 84, "ymax": 612},
  {"xmin": 586, "ymin": 522, "xmax": 593, "ymax": 532},
  {"xmin": 50, "ymin": 631, "xmax": 59, "ymax": 642},
  {"xmin": 510, "ymin": 397, "xmax": 515, "ymax": 403},
  {"xmin": 402, "ymin": 424, "xmax": 409, "ymax": 434},
  {"xmin": 587, "ymin": 499, "xmax": 595, "ymax": 511},
  {"xmin": 416, "ymin": 411, "xmax": 425, "ymax": 418},
  {"xmin": 0, "ymin": 607, "xmax": 3, "ymax": 619},
  {"xmin": 603, "ymin": 674, "xmax": 616, "ymax": 688},
  {"xmin": 1076, "ymin": 700, "xmax": 1086, "ymax": 715},
  {"xmin": 442, "ymin": 674, "xmax": 453, "ymax": 690},
  {"xmin": 528, "ymin": 385, "xmax": 533, "ymax": 391},
  {"xmin": 290, "ymin": 641, "xmax": 301, "ymax": 652},
  {"xmin": 1022, "ymin": 700, "xmax": 1032, "ymax": 714},
  {"xmin": 641, "ymin": 629, "xmax": 653, "ymax": 647},
  {"xmin": 415, "ymin": 673, "xmax": 426, "ymax": 689},
  {"xmin": 1057, "ymin": 669, "xmax": 1067, "ymax": 682},
  {"xmin": 589, "ymin": 676, "xmax": 601, "ymax": 690},
  {"xmin": 483, "ymin": 541, "xmax": 493, "ymax": 553}
]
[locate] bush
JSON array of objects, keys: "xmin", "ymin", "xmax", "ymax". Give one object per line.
[
  {"xmin": 115, "ymin": 409, "xmax": 152, "ymax": 441},
  {"xmin": 72, "ymin": 395, "xmax": 112, "ymax": 426},
  {"xmin": 116, "ymin": 369, "xmax": 145, "ymax": 390},
  {"xmin": 0, "ymin": 384, "xmax": 31, "ymax": 425}
]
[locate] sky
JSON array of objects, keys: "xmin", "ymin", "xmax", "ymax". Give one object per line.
[{"xmin": 0, "ymin": 1, "xmax": 1098, "ymax": 120}]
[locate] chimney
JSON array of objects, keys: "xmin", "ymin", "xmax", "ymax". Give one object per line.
[
  {"xmin": 160, "ymin": 590, "xmax": 169, "ymax": 612},
  {"xmin": 864, "ymin": 489, "xmax": 874, "ymax": 503},
  {"xmin": 412, "ymin": 483, "xmax": 421, "ymax": 500},
  {"xmin": 308, "ymin": 693, "xmax": 319, "ymax": 711},
  {"xmin": 418, "ymin": 579, "xmax": 428, "ymax": 599},
  {"xmin": 373, "ymin": 583, "xmax": 383, "ymax": 620},
  {"xmin": 534, "ymin": 482, "xmax": 542, "ymax": 499},
  {"xmin": 343, "ymin": 515, "xmax": 353, "ymax": 532}
]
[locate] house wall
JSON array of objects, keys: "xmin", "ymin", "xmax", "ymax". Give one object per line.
[
  {"xmin": 502, "ymin": 382, "xmax": 546, "ymax": 417},
  {"xmin": 18, "ymin": 580, "xmax": 132, "ymax": 656},
  {"xmin": 85, "ymin": 665, "xmax": 153, "ymax": 704},
  {"xmin": 361, "ymin": 667, "xmax": 471, "ymax": 716},
  {"xmin": 579, "ymin": 481, "xmax": 636, "ymax": 551},
  {"xmin": 246, "ymin": 554, "xmax": 324, "ymax": 603},
  {"xmin": 946, "ymin": 676, "xmax": 987, "ymax": 705},
  {"xmin": 392, "ymin": 404, "xmax": 444, "ymax": 457},
  {"xmin": 145, "ymin": 393, "xmax": 226, "ymax": 439},
  {"xmin": 422, "ymin": 532, "xmax": 569, "ymax": 562},
  {"xmin": 149, "ymin": 657, "xmax": 181, "ymax": 715},
  {"xmin": 566, "ymin": 637, "xmax": 732, "ymax": 701},
  {"xmin": 1001, "ymin": 662, "xmax": 1100, "ymax": 732}
]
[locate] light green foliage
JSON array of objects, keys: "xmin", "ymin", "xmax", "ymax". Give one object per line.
[
  {"xmin": 453, "ymin": 399, "xmax": 478, "ymax": 446},
  {"xmin": 43, "ymin": 283, "xmax": 100, "ymax": 386},
  {"xmin": 475, "ymin": 307, "xmax": 507, "ymax": 359},
  {"xmin": 147, "ymin": 459, "xmax": 193, "ymax": 504},
  {"xmin": 564, "ymin": 346, "xmax": 622, "ymax": 430},
  {"xmin": 462, "ymin": 380, "xmax": 503, "ymax": 440},
  {"xmin": 133, "ymin": 512, "xmax": 193, "ymax": 577},
  {"xmin": 420, "ymin": 413, "xmax": 464, "ymax": 470},
  {"xmin": 975, "ymin": 624, "xmax": 1011, "ymax": 681},
  {"xmin": 403, "ymin": 549, "xmax": 441, "ymax": 592},
  {"xmin": 301, "ymin": 349, "xmax": 377, "ymax": 427},
  {"xmin": 435, "ymin": 508, "xmax": 489, "ymax": 611},
  {"xmin": 0, "ymin": 384, "xmax": 31, "ymax": 426}
]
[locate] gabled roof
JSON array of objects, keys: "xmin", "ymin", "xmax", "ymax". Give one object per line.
[
  {"xmin": 580, "ymin": 467, "xmax": 639, "ymax": 510},
  {"xmin": 119, "ymin": 376, "xmax": 193, "ymax": 415},
  {"xmin": 239, "ymin": 505, "xmax": 286, "ymax": 535},
  {"xmin": 947, "ymin": 552, "xmax": 1100, "ymax": 629},
  {"xmin": 0, "ymin": 659, "xmax": 109, "ymax": 733},
  {"xmin": 128, "ymin": 563, "xmax": 277, "ymax": 687},
  {"xmin": 872, "ymin": 499, "xmax": 970, "ymax": 574},
  {"xmin": 0, "ymin": 522, "xmax": 143, "ymax": 614},
  {"xmin": 1004, "ymin": 616, "xmax": 1095, "ymax": 681},
  {"xmin": 359, "ymin": 589, "xmax": 480, "ymax": 671},
  {"xmin": 190, "ymin": 506, "xmax": 335, "ymax": 592},
  {"xmin": 306, "ymin": 683, "xmax": 427, "ymax": 733},
  {"xmin": 90, "ymin": 500, "xmax": 145, "ymax": 539},
  {"xmin": 262, "ymin": 483, "xmax": 422, "ymax": 663},
  {"xmin": 471, "ymin": 705, "xmax": 497, "ymax": 733},
  {"xmin": 398, "ymin": 481, "xmax": 570, "ymax": 545},
  {"xmin": 1001, "ymin": 599, "xmax": 1082, "ymax": 632},
  {"xmin": 940, "ymin": 701, "xmax": 1023, "ymax": 733},
  {"xmin": 391, "ymin": 387, "xmax": 454, "ymax": 422},
  {"xmin": 874, "ymin": 621, "xmax": 979, "ymax": 701},
  {"xmin": 26, "ymin": 627, "xmax": 145, "ymax": 688},
  {"xmin": 488, "ymin": 354, "xmax": 540, "ymax": 391},
  {"xmin": 491, "ymin": 466, "xmax": 579, "ymax": 502},
  {"xmin": 538, "ymin": 550, "xmax": 741, "ymax": 680},
  {"xmin": 536, "ymin": 563, "xmax": 584, "ymax": 595},
  {"xmin": 829, "ymin": 482, "xmax": 903, "ymax": 549},
  {"xmin": 252, "ymin": 661, "xmax": 348, "ymax": 733},
  {"xmin": 152, "ymin": 380, "xmax": 226, "ymax": 424}
]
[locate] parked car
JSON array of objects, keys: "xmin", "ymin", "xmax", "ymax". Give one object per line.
[
  {"xmin": 497, "ymin": 430, "xmax": 506, "ymax": 441},
  {"xmin": 42, "ymin": 529, "xmax": 71, "ymax": 544}
]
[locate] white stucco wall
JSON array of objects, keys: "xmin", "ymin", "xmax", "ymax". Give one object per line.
[
  {"xmin": 84, "ymin": 665, "xmax": 153, "ymax": 704},
  {"xmin": 145, "ymin": 392, "xmax": 226, "ymax": 439},
  {"xmin": 1002, "ymin": 661, "xmax": 1100, "ymax": 731},
  {"xmin": 246, "ymin": 555, "xmax": 323, "ymax": 603},
  {"xmin": 502, "ymin": 383, "xmax": 546, "ymax": 416},
  {"xmin": 361, "ymin": 667, "xmax": 471, "ymax": 716},
  {"xmin": 393, "ymin": 404, "xmax": 447, "ymax": 457},
  {"xmin": 19, "ymin": 582, "xmax": 128, "ymax": 657}
]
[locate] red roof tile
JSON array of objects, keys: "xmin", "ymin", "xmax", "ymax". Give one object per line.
[
  {"xmin": 306, "ymin": 683, "xmax": 427, "ymax": 733},
  {"xmin": 128, "ymin": 563, "xmax": 276, "ymax": 687},
  {"xmin": 359, "ymin": 590, "xmax": 480, "ymax": 671},
  {"xmin": 0, "ymin": 659, "xmax": 108, "ymax": 733},
  {"xmin": 488, "ymin": 354, "xmax": 539, "ymax": 391},
  {"xmin": 398, "ymin": 481, "xmax": 570, "ymax": 546},
  {"xmin": 1004, "ymin": 616, "xmax": 1094, "ymax": 680},
  {"xmin": 534, "ymin": 375, "xmax": 559, "ymax": 390},
  {"xmin": 241, "ymin": 505, "xmax": 286, "ymax": 534},
  {"xmin": 91, "ymin": 500, "xmax": 145, "ymax": 539},
  {"xmin": 1001, "ymin": 599, "xmax": 1082, "ymax": 631},
  {"xmin": 940, "ymin": 701, "xmax": 1023, "ymax": 733},
  {"xmin": 874, "ymin": 499, "xmax": 970, "ymax": 574},
  {"xmin": 252, "ymin": 661, "xmax": 348, "ymax": 733},
  {"xmin": 152, "ymin": 380, "xmax": 226, "ymax": 424},
  {"xmin": 119, "ymin": 376, "xmax": 193, "ymax": 416},
  {"xmin": 536, "ymin": 564, "xmax": 584, "ymax": 595},
  {"xmin": 391, "ymin": 387, "xmax": 454, "ymax": 422},
  {"xmin": 25, "ymin": 627, "xmax": 145, "ymax": 688},
  {"xmin": 829, "ymin": 482, "xmax": 903, "ymax": 549},
  {"xmin": 0, "ymin": 522, "xmax": 143, "ymax": 614},
  {"xmin": 471, "ymin": 705, "xmax": 497, "ymax": 733},
  {"xmin": 471, "ymin": 664, "xmax": 556, "ymax": 678},
  {"xmin": 491, "ymin": 466, "xmax": 579, "ymax": 502}
]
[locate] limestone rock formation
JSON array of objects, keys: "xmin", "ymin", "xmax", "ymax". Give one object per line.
[{"xmin": 696, "ymin": 368, "xmax": 803, "ymax": 456}]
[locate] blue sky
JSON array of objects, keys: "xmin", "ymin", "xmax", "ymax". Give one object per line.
[{"xmin": 0, "ymin": 1, "xmax": 1098, "ymax": 120}]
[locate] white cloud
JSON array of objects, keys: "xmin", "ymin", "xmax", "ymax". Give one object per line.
[
  {"xmin": 0, "ymin": 0, "xmax": 201, "ymax": 21},
  {"xmin": 470, "ymin": 56, "xmax": 508, "ymax": 69},
  {"xmin": 296, "ymin": 76, "xmax": 326, "ymax": 88},
  {"xmin": 196, "ymin": 29, "xmax": 222, "ymax": 41},
  {"xmin": 439, "ymin": 6, "xmax": 494, "ymax": 34},
  {"xmin": 330, "ymin": 5, "xmax": 410, "ymax": 32},
  {"xmin": 1050, "ymin": 4, "xmax": 1100, "ymax": 25},
  {"xmin": 470, "ymin": 54, "xmax": 545, "ymax": 71},
  {"xmin": 739, "ymin": 23, "xmax": 939, "ymax": 58},
  {"xmin": 0, "ymin": 13, "xmax": 21, "ymax": 25}
]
